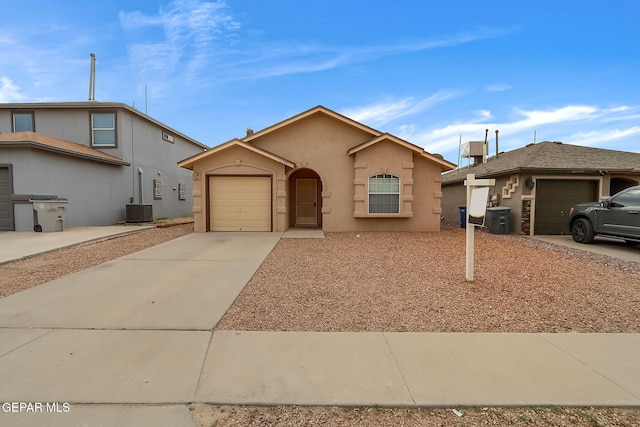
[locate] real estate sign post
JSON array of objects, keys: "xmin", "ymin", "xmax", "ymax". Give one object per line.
[{"xmin": 464, "ymin": 174, "xmax": 495, "ymax": 282}]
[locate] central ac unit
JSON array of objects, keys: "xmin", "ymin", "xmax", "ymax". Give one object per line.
[{"xmin": 126, "ymin": 204, "xmax": 153, "ymax": 223}]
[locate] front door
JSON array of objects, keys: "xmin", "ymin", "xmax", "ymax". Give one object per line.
[{"xmin": 296, "ymin": 178, "xmax": 317, "ymax": 225}]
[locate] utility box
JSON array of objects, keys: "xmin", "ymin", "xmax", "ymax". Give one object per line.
[
  {"xmin": 486, "ymin": 207, "xmax": 512, "ymax": 234},
  {"xmin": 30, "ymin": 199, "xmax": 69, "ymax": 232}
]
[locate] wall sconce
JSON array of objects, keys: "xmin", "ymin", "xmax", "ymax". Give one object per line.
[{"xmin": 525, "ymin": 176, "xmax": 535, "ymax": 190}]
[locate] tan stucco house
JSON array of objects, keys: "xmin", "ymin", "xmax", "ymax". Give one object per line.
[
  {"xmin": 178, "ymin": 106, "xmax": 456, "ymax": 232},
  {"xmin": 441, "ymin": 141, "xmax": 640, "ymax": 235}
]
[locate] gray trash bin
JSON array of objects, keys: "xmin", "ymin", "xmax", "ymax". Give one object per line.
[
  {"xmin": 485, "ymin": 207, "xmax": 512, "ymax": 234},
  {"xmin": 30, "ymin": 199, "xmax": 69, "ymax": 232}
]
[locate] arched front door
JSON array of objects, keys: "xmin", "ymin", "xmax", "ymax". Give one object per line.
[{"xmin": 289, "ymin": 169, "xmax": 322, "ymax": 227}]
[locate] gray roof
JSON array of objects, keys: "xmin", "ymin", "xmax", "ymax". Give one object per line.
[{"xmin": 442, "ymin": 141, "xmax": 640, "ymax": 184}]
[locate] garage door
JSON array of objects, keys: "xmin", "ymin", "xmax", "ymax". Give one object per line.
[
  {"xmin": 209, "ymin": 176, "xmax": 271, "ymax": 231},
  {"xmin": 0, "ymin": 166, "xmax": 13, "ymax": 231},
  {"xmin": 534, "ymin": 179, "xmax": 598, "ymax": 235}
]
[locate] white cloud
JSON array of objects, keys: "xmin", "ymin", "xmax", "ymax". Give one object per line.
[
  {"xmin": 486, "ymin": 83, "xmax": 512, "ymax": 92},
  {"xmin": 119, "ymin": 0, "xmax": 241, "ymax": 91},
  {"xmin": 563, "ymin": 127, "xmax": 640, "ymax": 147},
  {"xmin": 392, "ymin": 104, "xmax": 640, "ymax": 159},
  {"xmin": 213, "ymin": 26, "xmax": 516, "ymax": 83},
  {"xmin": 341, "ymin": 91, "xmax": 464, "ymax": 128},
  {"xmin": 0, "ymin": 77, "xmax": 25, "ymax": 102}
]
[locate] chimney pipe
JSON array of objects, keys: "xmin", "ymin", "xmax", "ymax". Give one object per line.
[
  {"xmin": 88, "ymin": 53, "xmax": 96, "ymax": 101},
  {"xmin": 495, "ymin": 129, "xmax": 499, "ymax": 158}
]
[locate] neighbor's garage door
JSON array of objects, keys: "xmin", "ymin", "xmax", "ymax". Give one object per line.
[
  {"xmin": 534, "ymin": 179, "xmax": 598, "ymax": 235},
  {"xmin": 209, "ymin": 176, "xmax": 271, "ymax": 231},
  {"xmin": 0, "ymin": 166, "xmax": 13, "ymax": 231}
]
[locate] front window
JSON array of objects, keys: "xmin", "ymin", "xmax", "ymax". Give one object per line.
[
  {"xmin": 368, "ymin": 174, "xmax": 400, "ymax": 214},
  {"xmin": 91, "ymin": 113, "xmax": 116, "ymax": 146},
  {"xmin": 12, "ymin": 112, "xmax": 34, "ymax": 132}
]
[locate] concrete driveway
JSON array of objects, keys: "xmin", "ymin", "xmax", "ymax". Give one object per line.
[
  {"xmin": 0, "ymin": 232, "xmax": 282, "ymax": 425},
  {"xmin": 0, "ymin": 232, "xmax": 280, "ymax": 330},
  {"xmin": 532, "ymin": 235, "xmax": 639, "ymax": 263},
  {"xmin": 0, "ymin": 225, "xmax": 153, "ymax": 265}
]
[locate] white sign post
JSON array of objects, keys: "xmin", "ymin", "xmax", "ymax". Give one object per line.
[{"xmin": 464, "ymin": 174, "xmax": 495, "ymax": 282}]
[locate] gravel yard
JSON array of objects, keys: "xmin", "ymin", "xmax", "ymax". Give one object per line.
[
  {"xmin": 190, "ymin": 404, "xmax": 640, "ymax": 427},
  {"xmin": 217, "ymin": 226, "xmax": 640, "ymax": 333}
]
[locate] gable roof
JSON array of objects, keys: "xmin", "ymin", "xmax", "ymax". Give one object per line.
[
  {"xmin": 442, "ymin": 141, "xmax": 640, "ymax": 184},
  {"xmin": 242, "ymin": 105, "xmax": 382, "ymax": 143},
  {"xmin": 178, "ymin": 139, "xmax": 296, "ymax": 170},
  {"xmin": 0, "ymin": 131, "xmax": 130, "ymax": 166},
  {"xmin": 347, "ymin": 133, "xmax": 456, "ymax": 171},
  {"xmin": 1, "ymin": 101, "xmax": 208, "ymax": 150}
]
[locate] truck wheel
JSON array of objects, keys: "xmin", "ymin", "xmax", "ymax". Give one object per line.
[{"xmin": 571, "ymin": 218, "xmax": 595, "ymax": 244}]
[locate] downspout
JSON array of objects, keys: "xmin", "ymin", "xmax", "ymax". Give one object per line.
[{"xmin": 138, "ymin": 168, "xmax": 144, "ymax": 204}]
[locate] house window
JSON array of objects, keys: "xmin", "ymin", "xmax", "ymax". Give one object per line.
[
  {"xmin": 91, "ymin": 112, "xmax": 116, "ymax": 146},
  {"xmin": 178, "ymin": 183, "xmax": 187, "ymax": 200},
  {"xmin": 154, "ymin": 179, "xmax": 163, "ymax": 199},
  {"xmin": 368, "ymin": 174, "xmax": 400, "ymax": 214},
  {"xmin": 12, "ymin": 112, "xmax": 34, "ymax": 132}
]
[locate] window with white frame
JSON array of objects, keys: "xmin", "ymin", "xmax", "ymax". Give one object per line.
[
  {"xmin": 91, "ymin": 112, "xmax": 116, "ymax": 146},
  {"xmin": 153, "ymin": 179, "xmax": 163, "ymax": 199},
  {"xmin": 178, "ymin": 183, "xmax": 187, "ymax": 200},
  {"xmin": 12, "ymin": 112, "xmax": 34, "ymax": 132},
  {"xmin": 368, "ymin": 174, "xmax": 400, "ymax": 214}
]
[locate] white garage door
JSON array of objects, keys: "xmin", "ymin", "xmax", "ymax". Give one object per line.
[{"xmin": 209, "ymin": 176, "xmax": 271, "ymax": 231}]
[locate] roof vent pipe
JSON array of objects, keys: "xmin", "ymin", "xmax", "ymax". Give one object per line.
[
  {"xmin": 88, "ymin": 53, "xmax": 96, "ymax": 101},
  {"xmin": 483, "ymin": 128, "xmax": 489, "ymax": 163},
  {"xmin": 495, "ymin": 129, "xmax": 499, "ymax": 158}
]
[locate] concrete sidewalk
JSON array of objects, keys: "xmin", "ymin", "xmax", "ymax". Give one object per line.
[
  {"xmin": 0, "ymin": 225, "xmax": 153, "ymax": 265},
  {"xmin": 199, "ymin": 331, "xmax": 640, "ymax": 407}
]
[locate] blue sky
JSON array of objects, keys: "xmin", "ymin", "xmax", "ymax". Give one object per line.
[{"xmin": 1, "ymin": 0, "xmax": 639, "ymax": 164}]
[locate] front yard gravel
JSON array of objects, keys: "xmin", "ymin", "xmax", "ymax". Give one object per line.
[{"xmin": 217, "ymin": 227, "xmax": 640, "ymax": 333}]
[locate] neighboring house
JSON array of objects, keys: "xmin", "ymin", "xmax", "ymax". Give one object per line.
[
  {"xmin": 441, "ymin": 141, "xmax": 640, "ymax": 235},
  {"xmin": 178, "ymin": 105, "xmax": 456, "ymax": 233},
  {"xmin": 0, "ymin": 102, "xmax": 207, "ymax": 231}
]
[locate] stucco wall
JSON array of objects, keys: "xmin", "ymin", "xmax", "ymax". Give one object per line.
[
  {"xmin": 243, "ymin": 114, "xmax": 445, "ymax": 232},
  {"xmin": 1, "ymin": 147, "xmax": 124, "ymax": 231},
  {"xmin": 248, "ymin": 113, "xmax": 370, "ymax": 232},
  {"xmin": 442, "ymin": 173, "xmax": 525, "ymax": 233},
  {"xmin": 0, "ymin": 106, "xmax": 204, "ymax": 228},
  {"xmin": 441, "ymin": 182, "xmax": 467, "ymax": 226}
]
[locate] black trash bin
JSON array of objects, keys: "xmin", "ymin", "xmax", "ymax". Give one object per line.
[
  {"xmin": 458, "ymin": 206, "xmax": 467, "ymax": 229},
  {"xmin": 486, "ymin": 207, "xmax": 512, "ymax": 234}
]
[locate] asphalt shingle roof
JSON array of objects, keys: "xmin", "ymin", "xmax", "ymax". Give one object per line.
[
  {"xmin": 0, "ymin": 131, "xmax": 130, "ymax": 166},
  {"xmin": 442, "ymin": 141, "xmax": 640, "ymax": 184}
]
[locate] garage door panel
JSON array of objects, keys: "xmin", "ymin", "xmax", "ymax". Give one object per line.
[
  {"xmin": 209, "ymin": 176, "xmax": 271, "ymax": 232},
  {"xmin": 534, "ymin": 179, "xmax": 598, "ymax": 235}
]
